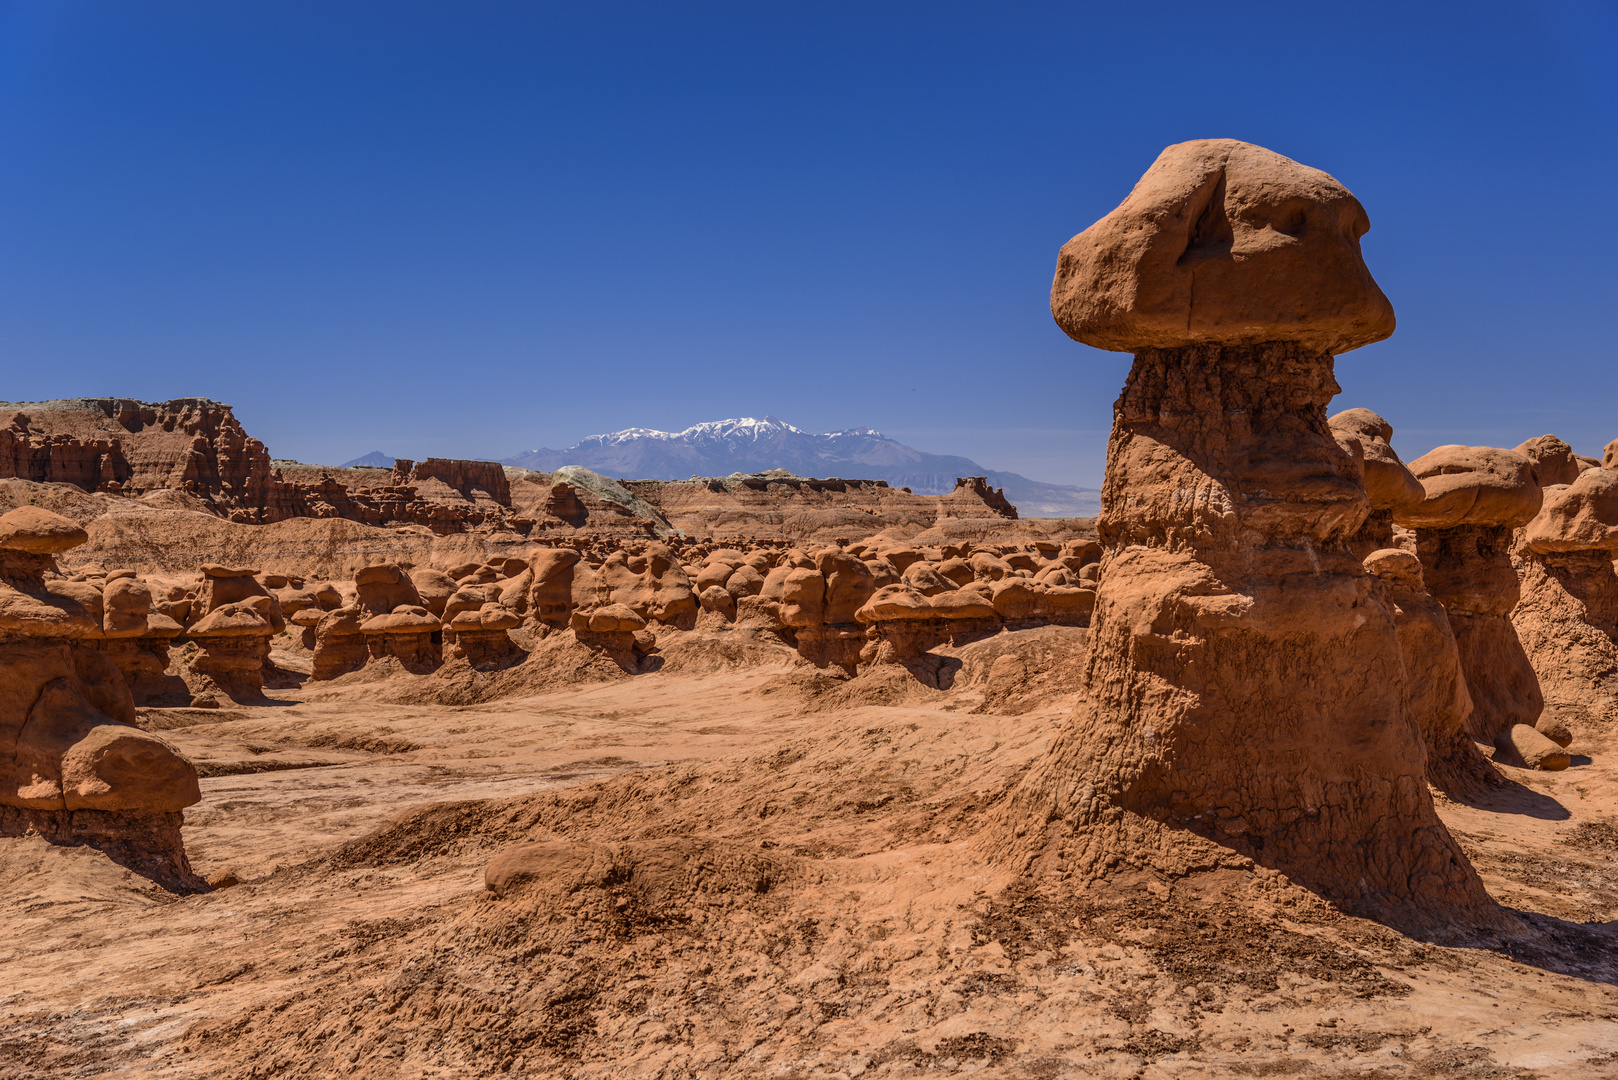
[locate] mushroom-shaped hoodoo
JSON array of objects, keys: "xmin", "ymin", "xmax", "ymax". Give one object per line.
[
  {"xmin": 360, "ymin": 605, "xmax": 442, "ymax": 672},
  {"xmin": 183, "ymin": 599, "xmax": 276, "ymax": 701},
  {"xmin": 986, "ymin": 140, "xmax": 1495, "ymax": 931},
  {"xmin": 1509, "ymin": 465, "xmax": 1618, "ymax": 763},
  {"xmin": 94, "ymin": 576, "xmax": 186, "ymax": 704},
  {"xmin": 855, "ymin": 582, "xmax": 1001, "ymax": 667},
  {"xmin": 197, "ymin": 564, "xmax": 285, "ymax": 632},
  {"xmin": 1395, "ymin": 445, "xmax": 1545, "ymax": 764},
  {"xmin": 0, "ymin": 507, "xmax": 202, "ymax": 889},
  {"xmin": 447, "ymin": 603, "xmax": 521, "ymax": 668},
  {"xmin": 568, "ymin": 602, "xmax": 651, "ymax": 671}
]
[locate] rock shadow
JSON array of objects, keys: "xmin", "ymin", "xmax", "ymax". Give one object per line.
[
  {"xmin": 1437, "ymin": 910, "xmax": 1618, "ymax": 987},
  {"xmin": 1441, "ymin": 770, "xmax": 1571, "ymax": 821},
  {"xmin": 0, "ymin": 806, "xmax": 210, "ymax": 895},
  {"xmin": 897, "ymin": 653, "xmax": 963, "ymax": 690}
]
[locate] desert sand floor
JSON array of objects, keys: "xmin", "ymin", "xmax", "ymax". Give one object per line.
[{"xmin": 2, "ymin": 625, "xmax": 1616, "ymax": 1078}]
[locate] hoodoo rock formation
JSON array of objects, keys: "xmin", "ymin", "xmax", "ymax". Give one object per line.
[
  {"xmin": 992, "ymin": 139, "xmax": 1495, "ymax": 930},
  {"xmin": 1396, "ymin": 446, "xmax": 1551, "ymax": 768},
  {"xmin": 0, "ymin": 507, "xmax": 202, "ymax": 889},
  {"xmin": 1511, "ymin": 461, "xmax": 1618, "ymax": 765},
  {"xmin": 1329, "ymin": 410, "xmax": 1497, "ymax": 792},
  {"xmin": 1328, "ymin": 408, "xmax": 1425, "ymax": 555}
]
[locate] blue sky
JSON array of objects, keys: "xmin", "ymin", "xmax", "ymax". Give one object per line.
[{"xmin": 1, "ymin": 2, "xmax": 1614, "ymax": 487}]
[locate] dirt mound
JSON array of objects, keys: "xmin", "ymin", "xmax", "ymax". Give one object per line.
[
  {"xmin": 169, "ymin": 677, "xmax": 1618, "ymax": 1079},
  {"xmin": 302, "ymin": 631, "xmax": 633, "ymax": 707},
  {"xmin": 943, "ymin": 624, "xmax": 1089, "ymax": 714}
]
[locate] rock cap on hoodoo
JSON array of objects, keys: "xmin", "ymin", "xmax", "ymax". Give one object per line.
[
  {"xmin": 1396, "ymin": 445, "xmax": 1542, "ymax": 530},
  {"xmin": 1328, "ymin": 408, "xmax": 1424, "ymax": 511},
  {"xmin": 1051, "ymin": 139, "xmax": 1395, "ymax": 354},
  {"xmin": 1512, "ymin": 434, "xmax": 1584, "ymax": 488},
  {"xmin": 187, "ymin": 601, "xmax": 275, "ymax": 637},
  {"xmin": 200, "ymin": 564, "xmax": 258, "ymax": 579},
  {"xmin": 449, "ymin": 603, "xmax": 521, "ymax": 632},
  {"xmin": 1522, "ymin": 466, "xmax": 1618, "ymax": 554},
  {"xmin": 361, "ymin": 606, "xmax": 441, "ymax": 634},
  {"xmin": 0, "ymin": 507, "xmax": 89, "ymax": 554}
]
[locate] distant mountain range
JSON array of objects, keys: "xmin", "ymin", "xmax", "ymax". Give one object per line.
[
  {"xmin": 340, "ymin": 451, "xmax": 395, "ymax": 468},
  {"xmin": 498, "ymin": 416, "xmax": 1099, "ymax": 518}
]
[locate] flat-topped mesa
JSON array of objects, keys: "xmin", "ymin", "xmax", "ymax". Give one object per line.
[
  {"xmin": 987, "ymin": 139, "xmax": 1496, "ymax": 931},
  {"xmin": 1509, "ymin": 462, "xmax": 1618, "ymax": 767},
  {"xmin": 0, "ymin": 507, "xmax": 202, "ymax": 890}
]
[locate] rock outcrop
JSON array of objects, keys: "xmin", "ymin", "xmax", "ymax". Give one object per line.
[
  {"xmin": 0, "ymin": 507, "xmax": 202, "ymax": 889},
  {"xmin": 0, "ymin": 397, "xmax": 527, "ymax": 534},
  {"xmin": 990, "ymin": 139, "xmax": 1495, "ymax": 931},
  {"xmin": 1330, "ymin": 411, "xmax": 1497, "ymax": 792},
  {"xmin": 1396, "ymin": 446, "xmax": 1546, "ymax": 766},
  {"xmin": 1511, "ymin": 463, "xmax": 1618, "ymax": 760}
]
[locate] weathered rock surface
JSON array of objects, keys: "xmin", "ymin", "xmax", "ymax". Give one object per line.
[
  {"xmin": 991, "ymin": 141, "xmax": 1494, "ymax": 932},
  {"xmin": 1398, "ymin": 446, "xmax": 1546, "ymax": 762},
  {"xmin": 0, "ymin": 506, "xmax": 202, "ymax": 889},
  {"xmin": 1512, "ymin": 463, "xmax": 1618, "ymax": 757},
  {"xmin": 1050, "ymin": 139, "xmax": 1395, "ymax": 355}
]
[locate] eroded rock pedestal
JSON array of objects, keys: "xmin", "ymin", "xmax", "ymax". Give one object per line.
[
  {"xmin": 1510, "ymin": 463, "xmax": 1618, "ymax": 764},
  {"xmin": 1328, "ymin": 411, "xmax": 1502, "ymax": 794},
  {"xmin": 0, "ymin": 507, "xmax": 203, "ymax": 890},
  {"xmin": 1397, "ymin": 447, "xmax": 1550, "ymax": 769},
  {"xmin": 988, "ymin": 139, "xmax": 1497, "ymax": 932}
]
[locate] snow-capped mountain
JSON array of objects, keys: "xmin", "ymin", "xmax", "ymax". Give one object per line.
[{"xmin": 501, "ymin": 416, "xmax": 1098, "ymax": 518}]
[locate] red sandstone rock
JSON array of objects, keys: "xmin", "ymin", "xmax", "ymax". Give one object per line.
[
  {"xmin": 0, "ymin": 504, "xmax": 201, "ymax": 885},
  {"xmin": 361, "ymin": 606, "xmax": 442, "ymax": 671},
  {"xmin": 1051, "ymin": 139, "xmax": 1395, "ymax": 355},
  {"xmin": 1514, "ymin": 434, "xmax": 1584, "ymax": 488},
  {"xmin": 1400, "ymin": 446, "xmax": 1541, "ymax": 531},
  {"xmin": 994, "ymin": 140, "xmax": 1493, "ymax": 932},
  {"xmin": 310, "ymin": 606, "xmax": 366, "ymax": 681},
  {"xmin": 0, "ymin": 506, "xmax": 88, "ymax": 553}
]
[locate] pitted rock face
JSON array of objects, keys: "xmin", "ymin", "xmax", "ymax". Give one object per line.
[
  {"xmin": 1051, "ymin": 139, "xmax": 1395, "ymax": 354},
  {"xmin": 1102, "ymin": 344, "xmax": 1367, "ymax": 549}
]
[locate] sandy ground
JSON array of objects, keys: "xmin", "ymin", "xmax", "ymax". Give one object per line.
[{"xmin": 2, "ymin": 625, "xmax": 1616, "ymax": 1078}]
